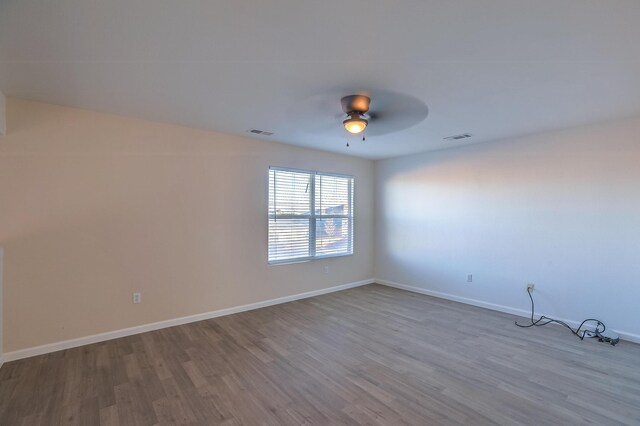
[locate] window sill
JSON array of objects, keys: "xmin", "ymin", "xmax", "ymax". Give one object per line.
[{"xmin": 268, "ymin": 252, "xmax": 353, "ymax": 266}]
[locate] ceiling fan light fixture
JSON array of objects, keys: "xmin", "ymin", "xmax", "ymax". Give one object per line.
[{"xmin": 343, "ymin": 114, "xmax": 368, "ymax": 134}]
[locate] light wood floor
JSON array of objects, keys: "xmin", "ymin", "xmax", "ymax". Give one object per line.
[{"xmin": 1, "ymin": 284, "xmax": 640, "ymax": 425}]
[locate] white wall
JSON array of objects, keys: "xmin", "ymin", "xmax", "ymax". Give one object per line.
[
  {"xmin": 0, "ymin": 98, "xmax": 375, "ymax": 354},
  {"xmin": 375, "ymin": 117, "xmax": 640, "ymax": 339}
]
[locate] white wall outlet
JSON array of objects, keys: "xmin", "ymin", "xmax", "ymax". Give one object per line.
[
  {"xmin": 467, "ymin": 274, "xmax": 473, "ymax": 282},
  {"xmin": 323, "ymin": 266, "xmax": 330, "ymax": 274},
  {"xmin": 133, "ymin": 292, "xmax": 141, "ymax": 304},
  {"xmin": 527, "ymin": 283, "xmax": 535, "ymax": 292}
]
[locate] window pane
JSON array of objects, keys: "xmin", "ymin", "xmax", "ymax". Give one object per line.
[
  {"xmin": 269, "ymin": 169, "xmax": 311, "ymax": 216},
  {"xmin": 316, "ymin": 218, "xmax": 352, "ymax": 256},
  {"xmin": 268, "ymin": 167, "xmax": 353, "ymax": 264},
  {"xmin": 315, "ymin": 174, "xmax": 351, "ymax": 216},
  {"xmin": 269, "ymin": 219, "xmax": 310, "ymax": 262}
]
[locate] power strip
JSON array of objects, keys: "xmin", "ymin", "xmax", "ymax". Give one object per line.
[{"xmin": 585, "ymin": 329, "xmax": 620, "ymax": 346}]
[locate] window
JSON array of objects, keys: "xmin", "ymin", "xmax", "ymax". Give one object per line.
[{"xmin": 268, "ymin": 167, "xmax": 354, "ymax": 264}]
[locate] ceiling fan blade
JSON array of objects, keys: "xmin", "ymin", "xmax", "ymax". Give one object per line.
[
  {"xmin": 366, "ymin": 91, "xmax": 429, "ymax": 136},
  {"xmin": 286, "ymin": 92, "xmax": 347, "ymax": 135}
]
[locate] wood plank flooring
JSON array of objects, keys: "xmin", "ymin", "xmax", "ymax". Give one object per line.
[{"xmin": 1, "ymin": 284, "xmax": 640, "ymax": 425}]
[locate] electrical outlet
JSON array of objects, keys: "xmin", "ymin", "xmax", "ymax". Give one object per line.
[
  {"xmin": 527, "ymin": 283, "xmax": 534, "ymax": 292},
  {"xmin": 133, "ymin": 292, "xmax": 141, "ymax": 304},
  {"xmin": 467, "ymin": 274, "xmax": 473, "ymax": 283},
  {"xmin": 323, "ymin": 266, "xmax": 330, "ymax": 274}
]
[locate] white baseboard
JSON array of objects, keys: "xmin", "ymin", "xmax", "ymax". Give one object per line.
[
  {"xmin": 376, "ymin": 279, "xmax": 640, "ymax": 345},
  {"xmin": 3, "ymin": 279, "xmax": 374, "ymax": 363},
  {"xmin": 0, "ymin": 354, "xmax": 4, "ymax": 370}
]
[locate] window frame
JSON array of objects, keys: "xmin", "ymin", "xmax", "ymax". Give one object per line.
[{"xmin": 267, "ymin": 166, "xmax": 354, "ymax": 265}]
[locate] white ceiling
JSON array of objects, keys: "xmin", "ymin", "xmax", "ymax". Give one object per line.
[{"xmin": 1, "ymin": 0, "xmax": 640, "ymax": 159}]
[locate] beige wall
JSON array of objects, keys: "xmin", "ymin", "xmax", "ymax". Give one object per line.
[
  {"xmin": 0, "ymin": 91, "xmax": 6, "ymax": 135},
  {"xmin": 0, "ymin": 98, "xmax": 375, "ymax": 353}
]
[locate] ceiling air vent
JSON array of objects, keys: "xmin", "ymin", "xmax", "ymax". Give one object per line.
[
  {"xmin": 248, "ymin": 129, "xmax": 274, "ymax": 136},
  {"xmin": 444, "ymin": 133, "xmax": 472, "ymax": 141}
]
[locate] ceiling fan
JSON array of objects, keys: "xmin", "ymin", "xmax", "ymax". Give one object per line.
[
  {"xmin": 289, "ymin": 90, "xmax": 429, "ymax": 147},
  {"xmin": 341, "ymin": 94, "xmax": 372, "ymax": 136}
]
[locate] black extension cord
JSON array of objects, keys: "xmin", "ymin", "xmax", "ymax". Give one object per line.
[{"xmin": 515, "ymin": 287, "xmax": 606, "ymax": 340}]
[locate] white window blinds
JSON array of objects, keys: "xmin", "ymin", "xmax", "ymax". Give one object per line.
[{"xmin": 268, "ymin": 167, "xmax": 354, "ymax": 264}]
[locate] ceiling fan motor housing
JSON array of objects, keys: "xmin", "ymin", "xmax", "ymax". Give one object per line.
[{"xmin": 341, "ymin": 95, "xmax": 371, "ymax": 115}]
